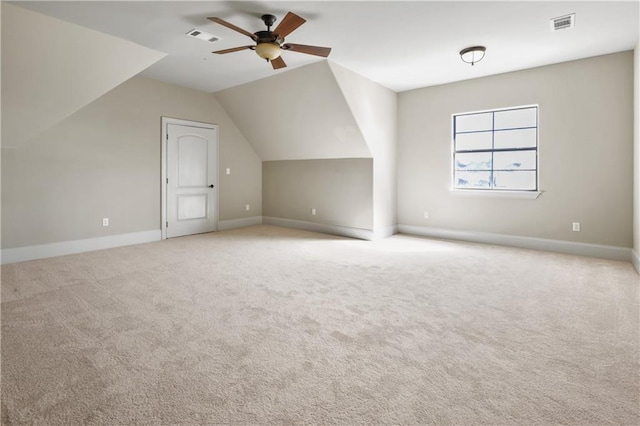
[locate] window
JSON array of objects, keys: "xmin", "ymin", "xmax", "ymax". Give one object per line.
[{"xmin": 452, "ymin": 105, "xmax": 538, "ymax": 191}]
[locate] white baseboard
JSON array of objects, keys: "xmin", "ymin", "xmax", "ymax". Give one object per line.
[
  {"xmin": 1, "ymin": 230, "xmax": 161, "ymax": 265},
  {"xmin": 263, "ymin": 216, "xmax": 375, "ymax": 241},
  {"xmin": 398, "ymin": 224, "xmax": 632, "ymax": 262},
  {"xmin": 374, "ymin": 224, "xmax": 398, "ymax": 240},
  {"xmin": 218, "ymin": 216, "xmax": 263, "ymax": 231},
  {"xmin": 632, "ymin": 249, "xmax": 640, "ymax": 274},
  {"xmin": 7, "ymin": 222, "xmax": 629, "ymax": 268}
]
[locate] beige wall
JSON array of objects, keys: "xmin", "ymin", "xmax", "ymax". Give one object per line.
[
  {"xmin": 1, "ymin": 76, "xmax": 261, "ymax": 249},
  {"xmin": 635, "ymin": 42, "xmax": 640, "ymax": 261},
  {"xmin": 263, "ymin": 159, "xmax": 373, "ymax": 230},
  {"xmin": 398, "ymin": 51, "xmax": 634, "ymax": 248}
]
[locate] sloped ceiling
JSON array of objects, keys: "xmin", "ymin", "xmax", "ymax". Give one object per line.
[
  {"xmin": 214, "ymin": 61, "xmax": 370, "ymax": 161},
  {"xmin": 1, "ymin": 3, "xmax": 166, "ymax": 148},
  {"xmin": 328, "ymin": 62, "xmax": 397, "ymax": 158}
]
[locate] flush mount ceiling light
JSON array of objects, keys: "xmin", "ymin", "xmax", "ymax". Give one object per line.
[{"xmin": 460, "ymin": 46, "xmax": 486, "ymax": 66}]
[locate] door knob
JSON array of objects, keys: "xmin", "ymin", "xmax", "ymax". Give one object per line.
[{"xmin": 208, "ymin": 184, "xmax": 214, "ymax": 188}]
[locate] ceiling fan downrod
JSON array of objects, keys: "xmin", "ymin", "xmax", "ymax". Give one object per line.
[{"xmin": 261, "ymin": 14, "xmax": 277, "ymax": 31}]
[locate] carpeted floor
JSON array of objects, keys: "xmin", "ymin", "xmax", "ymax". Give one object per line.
[{"xmin": 1, "ymin": 225, "xmax": 638, "ymax": 424}]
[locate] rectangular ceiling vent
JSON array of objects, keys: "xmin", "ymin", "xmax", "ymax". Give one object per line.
[
  {"xmin": 550, "ymin": 13, "xmax": 575, "ymax": 32},
  {"xmin": 186, "ymin": 28, "xmax": 220, "ymax": 43}
]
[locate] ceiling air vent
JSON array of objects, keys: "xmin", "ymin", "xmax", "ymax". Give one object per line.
[
  {"xmin": 186, "ymin": 28, "xmax": 220, "ymax": 43},
  {"xmin": 550, "ymin": 13, "xmax": 575, "ymax": 32}
]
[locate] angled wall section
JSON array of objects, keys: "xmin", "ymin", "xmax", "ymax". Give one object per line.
[
  {"xmin": 329, "ymin": 62, "xmax": 398, "ymax": 237},
  {"xmin": 214, "ymin": 61, "xmax": 371, "ymax": 161},
  {"xmin": 215, "ymin": 60, "xmax": 398, "ymax": 238},
  {"xmin": 216, "ymin": 60, "xmax": 376, "ymax": 234},
  {"xmin": 1, "ymin": 3, "xmax": 166, "ymax": 148}
]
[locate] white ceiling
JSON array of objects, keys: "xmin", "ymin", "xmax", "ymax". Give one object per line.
[{"xmin": 10, "ymin": 1, "xmax": 640, "ymax": 93}]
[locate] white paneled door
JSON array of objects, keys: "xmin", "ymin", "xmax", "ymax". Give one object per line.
[{"xmin": 166, "ymin": 123, "xmax": 218, "ymax": 238}]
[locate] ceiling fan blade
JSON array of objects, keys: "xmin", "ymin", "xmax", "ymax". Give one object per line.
[
  {"xmin": 212, "ymin": 45, "xmax": 254, "ymax": 54},
  {"xmin": 272, "ymin": 12, "xmax": 306, "ymax": 38},
  {"xmin": 271, "ymin": 56, "xmax": 287, "ymax": 70},
  {"xmin": 283, "ymin": 43, "xmax": 331, "ymax": 58},
  {"xmin": 207, "ymin": 17, "xmax": 257, "ymax": 41}
]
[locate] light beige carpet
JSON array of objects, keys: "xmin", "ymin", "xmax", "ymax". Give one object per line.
[{"xmin": 1, "ymin": 225, "xmax": 638, "ymax": 424}]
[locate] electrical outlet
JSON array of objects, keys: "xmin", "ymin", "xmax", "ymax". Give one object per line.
[
  {"xmin": 245, "ymin": 204, "xmax": 250, "ymax": 211},
  {"xmin": 102, "ymin": 218, "xmax": 109, "ymax": 227},
  {"xmin": 311, "ymin": 208, "xmax": 316, "ymax": 215},
  {"xmin": 572, "ymin": 222, "xmax": 580, "ymax": 232},
  {"xmin": 424, "ymin": 211, "xmax": 429, "ymax": 219},
  {"xmin": 226, "ymin": 168, "xmax": 231, "ymax": 175}
]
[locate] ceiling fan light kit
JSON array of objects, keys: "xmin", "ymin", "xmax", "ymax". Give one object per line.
[
  {"xmin": 460, "ymin": 46, "xmax": 486, "ymax": 66},
  {"xmin": 208, "ymin": 11, "xmax": 331, "ymax": 70},
  {"xmin": 255, "ymin": 42, "xmax": 281, "ymax": 60}
]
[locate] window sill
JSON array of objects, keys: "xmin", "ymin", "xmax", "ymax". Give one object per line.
[{"xmin": 450, "ymin": 189, "xmax": 542, "ymax": 199}]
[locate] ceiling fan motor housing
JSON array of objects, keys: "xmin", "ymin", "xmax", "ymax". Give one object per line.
[{"xmin": 254, "ymin": 30, "xmax": 282, "ymax": 45}]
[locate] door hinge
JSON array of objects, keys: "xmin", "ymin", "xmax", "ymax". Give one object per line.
[
  {"xmin": 166, "ymin": 221, "xmax": 168, "ymax": 228},
  {"xmin": 166, "ymin": 178, "xmax": 168, "ymax": 184}
]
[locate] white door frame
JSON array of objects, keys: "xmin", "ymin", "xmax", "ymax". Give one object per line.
[{"xmin": 161, "ymin": 117, "xmax": 219, "ymax": 240}]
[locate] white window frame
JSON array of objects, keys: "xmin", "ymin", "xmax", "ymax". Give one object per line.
[{"xmin": 450, "ymin": 105, "xmax": 541, "ymax": 199}]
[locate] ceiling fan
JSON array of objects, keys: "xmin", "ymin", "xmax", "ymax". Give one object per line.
[{"xmin": 207, "ymin": 12, "xmax": 331, "ymax": 70}]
